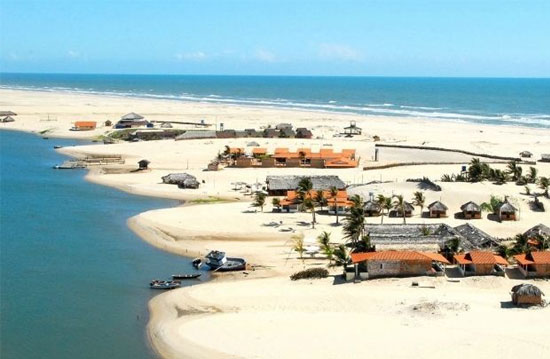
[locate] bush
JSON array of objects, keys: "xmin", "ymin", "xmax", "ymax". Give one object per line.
[{"xmin": 290, "ymin": 268, "xmax": 329, "ymax": 281}]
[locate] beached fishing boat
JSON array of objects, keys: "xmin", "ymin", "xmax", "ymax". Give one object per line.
[
  {"xmin": 171, "ymin": 273, "xmax": 201, "ymax": 280},
  {"xmin": 192, "ymin": 258, "xmax": 202, "ymax": 269},
  {"xmin": 149, "ymin": 280, "xmax": 181, "ymax": 290},
  {"xmin": 205, "ymin": 250, "xmax": 246, "ymax": 272}
]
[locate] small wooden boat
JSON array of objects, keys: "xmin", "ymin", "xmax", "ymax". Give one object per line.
[
  {"xmin": 53, "ymin": 145, "xmax": 63, "ymax": 149},
  {"xmin": 172, "ymin": 273, "xmax": 201, "ymax": 280},
  {"xmin": 149, "ymin": 280, "xmax": 181, "ymax": 290}
]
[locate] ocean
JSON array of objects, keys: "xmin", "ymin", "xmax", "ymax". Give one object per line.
[
  {"xmin": 1, "ymin": 73, "xmax": 549, "ymax": 128},
  {"xmin": 0, "ymin": 131, "xmax": 204, "ymax": 359}
]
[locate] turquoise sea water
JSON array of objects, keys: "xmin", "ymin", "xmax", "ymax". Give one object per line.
[
  {"xmin": 0, "ymin": 131, "xmax": 203, "ymax": 359},
  {"xmin": 1, "ymin": 73, "xmax": 549, "ymax": 128}
]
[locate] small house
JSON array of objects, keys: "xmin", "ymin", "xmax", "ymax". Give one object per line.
[
  {"xmin": 263, "ymin": 128, "xmax": 279, "ymax": 138},
  {"xmin": 138, "ymin": 159, "xmax": 150, "ymax": 170},
  {"xmin": 363, "ymin": 200, "xmax": 381, "ymax": 217},
  {"xmin": 511, "ymin": 284, "xmax": 544, "ymax": 306},
  {"xmin": 460, "ymin": 201, "xmax": 481, "ymax": 219},
  {"xmin": 72, "ymin": 121, "xmax": 97, "ymax": 131},
  {"xmin": 453, "ymin": 251, "xmax": 508, "ymax": 276},
  {"xmin": 391, "ymin": 201, "xmax": 414, "ymax": 218},
  {"xmin": 279, "ymin": 128, "xmax": 295, "ymax": 138},
  {"xmin": 350, "ymin": 251, "xmax": 449, "ymax": 280},
  {"xmin": 519, "ymin": 151, "xmax": 532, "ymax": 158},
  {"xmin": 497, "ymin": 201, "xmax": 517, "ymax": 221},
  {"xmin": 252, "ymin": 148, "xmax": 267, "ymax": 158},
  {"xmin": 115, "ymin": 113, "xmax": 149, "ymax": 129},
  {"xmin": 275, "ymin": 123, "xmax": 292, "ymax": 131},
  {"xmin": 342, "ymin": 121, "xmax": 362, "ymax": 137},
  {"xmin": 296, "ymin": 127, "xmax": 313, "ymax": 139},
  {"xmin": 428, "ymin": 201, "xmax": 448, "ymax": 218},
  {"xmin": 514, "ymin": 251, "xmax": 550, "ymax": 278}
]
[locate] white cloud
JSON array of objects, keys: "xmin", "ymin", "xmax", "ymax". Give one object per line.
[
  {"xmin": 254, "ymin": 49, "xmax": 277, "ymax": 63},
  {"xmin": 318, "ymin": 43, "xmax": 363, "ymax": 62},
  {"xmin": 175, "ymin": 51, "xmax": 207, "ymax": 61},
  {"xmin": 67, "ymin": 50, "xmax": 80, "ymax": 58}
]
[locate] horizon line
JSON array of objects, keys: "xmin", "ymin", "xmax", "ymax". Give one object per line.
[{"xmin": 1, "ymin": 71, "xmax": 549, "ymax": 80}]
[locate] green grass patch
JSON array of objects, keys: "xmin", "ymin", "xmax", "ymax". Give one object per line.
[{"xmin": 189, "ymin": 196, "xmax": 226, "ymax": 204}]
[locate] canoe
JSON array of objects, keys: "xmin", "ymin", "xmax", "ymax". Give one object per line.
[
  {"xmin": 149, "ymin": 280, "xmax": 181, "ymax": 290},
  {"xmin": 172, "ymin": 273, "xmax": 201, "ymax": 280}
]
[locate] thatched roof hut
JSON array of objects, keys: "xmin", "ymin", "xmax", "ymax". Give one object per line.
[
  {"xmin": 1, "ymin": 116, "xmax": 15, "ymax": 123},
  {"xmin": 519, "ymin": 151, "xmax": 532, "ymax": 158},
  {"xmin": 266, "ymin": 175, "xmax": 345, "ymax": 195},
  {"xmin": 161, "ymin": 173, "xmax": 200, "ymax": 189},
  {"xmin": 0, "ymin": 111, "xmax": 17, "ymax": 117},
  {"xmin": 364, "ymin": 200, "xmax": 381, "ymax": 216},
  {"xmin": 121, "ymin": 112, "xmax": 144, "ymax": 120},
  {"xmin": 511, "ymin": 284, "xmax": 545, "ymax": 306},
  {"xmin": 454, "ymin": 223, "xmax": 499, "ymax": 248},
  {"xmin": 428, "ymin": 201, "xmax": 448, "ymax": 212},
  {"xmin": 498, "ymin": 201, "xmax": 517, "ymax": 221},
  {"xmin": 138, "ymin": 159, "xmax": 150, "ymax": 170},
  {"xmin": 524, "ymin": 224, "xmax": 550, "ymax": 239},
  {"xmin": 460, "ymin": 201, "xmax": 481, "ymax": 219}
]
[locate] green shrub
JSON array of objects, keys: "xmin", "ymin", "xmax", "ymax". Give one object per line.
[{"xmin": 290, "ymin": 268, "xmax": 329, "ymax": 281}]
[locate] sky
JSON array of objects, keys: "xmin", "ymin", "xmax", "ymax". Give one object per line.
[{"xmin": 1, "ymin": 0, "xmax": 549, "ymax": 77}]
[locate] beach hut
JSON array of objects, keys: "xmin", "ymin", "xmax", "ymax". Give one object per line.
[
  {"xmin": 514, "ymin": 251, "xmax": 550, "ymax": 278},
  {"xmin": 71, "ymin": 121, "xmax": 97, "ymax": 131},
  {"xmin": 519, "ymin": 151, "xmax": 533, "ymax": 158},
  {"xmin": 453, "ymin": 251, "xmax": 508, "ymax": 276},
  {"xmin": 104, "ymin": 120, "xmax": 112, "ymax": 127},
  {"xmin": 296, "ymin": 127, "xmax": 313, "ymax": 139},
  {"xmin": 265, "ymin": 175, "xmax": 346, "ymax": 196},
  {"xmin": 454, "ymin": 223, "xmax": 499, "ymax": 249},
  {"xmin": 540, "ymin": 154, "xmax": 550, "ymax": 163},
  {"xmin": 1, "ymin": 116, "xmax": 15, "ymax": 123},
  {"xmin": 275, "ymin": 123, "xmax": 293, "ymax": 130},
  {"xmin": 115, "ymin": 113, "xmax": 149, "ymax": 128},
  {"xmin": 391, "ymin": 201, "xmax": 414, "ymax": 218},
  {"xmin": 511, "ymin": 284, "xmax": 544, "ymax": 306},
  {"xmin": 138, "ymin": 159, "xmax": 150, "ymax": 170},
  {"xmin": 350, "ymin": 251, "xmax": 449, "ymax": 279},
  {"xmin": 460, "ymin": 201, "xmax": 481, "ymax": 219},
  {"xmin": 364, "ymin": 200, "xmax": 381, "ymax": 217},
  {"xmin": 279, "ymin": 128, "xmax": 295, "ymax": 138},
  {"xmin": 524, "ymin": 224, "xmax": 550, "ymax": 242},
  {"xmin": 497, "ymin": 201, "xmax": 517, "ymax": 221},
  {"xmin": 342, "ymin": 121, "xmax": 362, "ymax": 137},
  {"xmin": 161, "ymin": 173, "xmax": 200, "ymax": 189},
  {"xmin": 428, "ymin": 201, "xmax": 448, "ymax": 218}
]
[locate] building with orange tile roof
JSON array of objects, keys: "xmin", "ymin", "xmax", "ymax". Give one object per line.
[
  {"xmin": 350, "ymin": 250, "xmax": 449, "ymax": 279},
  {"xmin": 231, "ymin": 147, "xmax": 358, "ymax": 169},
  {"xmin": 279, "ymin": 189, "xmax": 352, "ymax": 213},
  {"xmin": 453, "ymin": 251, "xmax": 508, "ymax": 276},
  {"xmin": 514, "ymin": 251, "xmax": 550, "ymax": 278},
  {"xmin": 71, "ymin": 121, "xmax": 97, "ymax": 131}
]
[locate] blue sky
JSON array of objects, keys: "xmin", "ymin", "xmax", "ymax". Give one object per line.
[{"xmin": 1, "ymin": 0, "xmax": 549, "ymax": 77}]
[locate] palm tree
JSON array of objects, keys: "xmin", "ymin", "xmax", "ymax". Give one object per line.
[
  {"xmin": 507, "ymin": 161, "xmax": 523, "ymax": 181},
  {"xmin": 329, "ymin": 186, "xmax": 339, "ymax": 224},
  {"xmin": 297, "ymin": 177, "xmax": 313, "ymax": 202},
  {"xmin": 333, "ymin": 244, "xmax": 350, "ymax": 275},
  {"xmin": 253, "ymin": 192, "xmax": 266, "ymax": 212},
  {"xmin": 303, "ymin": 198, "xmax": 316, "ymax": 228},
  {"xmin": 527, "ymin": 167, "xmax": 538, "ymax": 184},
  {"xmin": 376, "ymin": 194, "xmax": 388, "ymax": 224},
  {"xmin": 292, "ymin": 234, "xmax": 305, "ymax": 259},
  {"xmin": 272, "ymin": 197, "xmax": 281, "ymax": 211},
  {"xmin": 468, "ymin": 158, "xmax": 485, "ymax": 182},
  {"xmin": 317, "ymin": 231, "xmax": 333, "ymax": 264},
  {"xmin": 350, "ymin": 194, "xmax": 363, "ymax": 209},
  {"xmin": 343, "ymin": 205, "xmax": 365, "ymax": 249},
  {"xmin": 315, "ymin": 190, "xmax": 327, "ymax": 211},
  {"xmin": 412, "ymin": 191, "xmax": 425, "ymax": 216},
  {"xmin": 480, "ymin": 195, "xmax": 504, "ymax": 215},
  {"xmin": 538, "ymin": 176, "xmax": 549, "ymax": 197},
  {"xmin": 392, "ymin": 194, "xmax": 407, "ymax": 224},
  {"xmin": 510, "ymin": 233, "xmax": 531, "ymax": 255}
]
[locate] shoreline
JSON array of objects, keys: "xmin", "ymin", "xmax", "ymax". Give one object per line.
[{"xmin": 3, "ymin": 88, "xmax": 550, "ymax": 359}]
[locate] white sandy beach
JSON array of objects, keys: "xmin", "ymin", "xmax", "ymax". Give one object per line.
[{"xmin": 2, "ymin": 88, "xmax": 550, "ymax": 359}]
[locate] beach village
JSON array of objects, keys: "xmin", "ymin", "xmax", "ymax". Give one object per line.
[{"xmin": 2, "ymin": 89, "xmax": 550, "ymax": 359}]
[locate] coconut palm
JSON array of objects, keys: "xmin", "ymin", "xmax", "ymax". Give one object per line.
[
  {"xmin": 527, "ymin": 167, "xmax": 538, "ymax": 184},
  {"xmin": 329, "ymin": 186, "xmax": 339, "ymax": 224},
  {"xmin": 480, "ymin": 195, "xmax": 504, "ymax": 214},
  {"xmin": 538, "ymin": 176, "xmax": 549, "ymax": 197},
  {"xmin": 468, "ymin": 158, "xmax": 486, "ymax": 182},
  {"xmin": 510, "ymin": 233, "xmax": 531, "ymax": 255},
  {"xmin": 333, "ymin": 244, "xmax": 351, "ymax": 275},
  {"xmin": 412, "ymin": 191, "xmax": 426, "ymax": 216},
  {"xmin": 303, "ymin": 198, "xmax": 316, "ymax": 228},
  {"xmin": 376, "ymin": 194, "xmax": 390, "ymax": 224},
  {"xmin": 272, "ymin": 197, "xmax": 281, "ymax": 211},
  {"xmin": 292, "ymin": 234, "xmax": 305, "ymax": 259},
  {"xmin": 315, "ymin": 190, "xmax": 327, "ymax": 211},
  {"xmin": 253, "ymin": 192, "xmax": 266, "ymax": 212},
  {"xmin": 297, "ymin": 177, "xmax": 313, "ymax": 202},
  {"xmin": 507, "ymin": 161, "xmax": 523, "ymax": 181},
  {"xmin": 350, "ymin": 194, "xmax": 363, "ymax": 209},
  {"xmin": 343, "ymin": 205, "xmax": 365, "ymax": 249},
  {"xmin": 392, "ymin": 194, "xmax": 407, "ymax": 224},
  {"xmin": 317, "ymin": 231, "xmax": 333, "ymax": 264}
]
